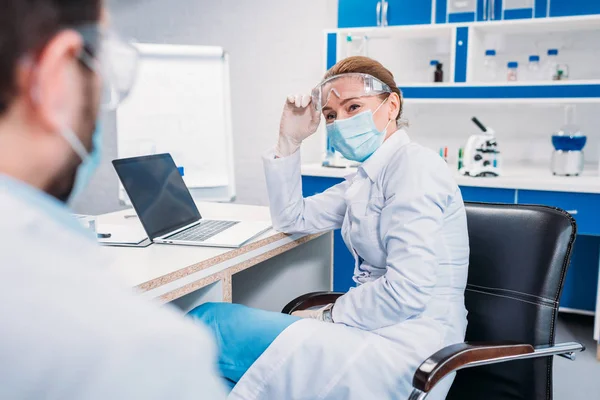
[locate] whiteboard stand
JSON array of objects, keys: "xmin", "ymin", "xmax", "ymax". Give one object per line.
[{"xmin": 116, "ymin": 44, "xmax": 236, "ymax": 205}]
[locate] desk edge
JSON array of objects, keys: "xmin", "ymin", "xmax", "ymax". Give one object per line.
[{"xmin": 136, "ymin": 232, "xmax": 326, "ymax": 296}]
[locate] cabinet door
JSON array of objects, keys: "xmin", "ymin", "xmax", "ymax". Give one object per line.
[
  {"xmin": 386, "ymin": 0, "xmax": 433, "ymax": 26},
  {"xmin": 339, "ymin": 0, "xmax": 433, "ymax": 28},
  {"xmin": 459, "ymin": 186, "xmax": 517, "ymax": 203},
  {"xmin": 302, "ymin": 176, "xmax": 356, "ymax": 292},
  {"xmin": 517, "ymin": 190, "xmax": 600, "ymax": 236},
  {"xmin": 535, "ymin": 0, "xmax": 549, "ymax": 18},
  {"xmin": 558, "ymin": 235, "xmax": 599, "ymax": 313},
  {"xmin": 338, "ymin": 0, "xmax": 382, "ymax": 28},
  {"xmin": 549, "ymin": 0, "xmax": 600, "ymax": 18},
  {"xmin": 447, "ymin": 0, "xmax": 477, "ymax": 22},
  {"xmin": 502, "ymin": 0, "xmax": 535, "ymax": 20}
]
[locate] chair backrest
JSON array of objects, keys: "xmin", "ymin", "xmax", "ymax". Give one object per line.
[{"xmin": 447, "ymin": 202, "xmax": 576, "ymax": 400}]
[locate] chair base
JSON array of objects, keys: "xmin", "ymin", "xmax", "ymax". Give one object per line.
[{"xmin": 408, "ymin": 389, "xmax": 427, "ymax": 400}]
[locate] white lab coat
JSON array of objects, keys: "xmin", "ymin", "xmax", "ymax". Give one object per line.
[
  {"xmin": 0, "ymin": 175, "xmax": 227, "ymax": 399},
  {"xmin": 231, "ymin": 130, "xmax": 469, "ymax": 400}
]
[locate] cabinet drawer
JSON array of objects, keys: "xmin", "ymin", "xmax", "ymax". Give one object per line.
[
  {"xmin": 549, "ymin": 0, "xmax": 600, "ymax": 18},
  {"xmin": 387, "ymin": 0, "xmax": 432, "ymax": 26},
  {"xmin": 339, "ymin": 0, "xmax": 433, "ymax": 28},
  {"xmin": 459, "ymin": 186, "xmax": 516, "ymax": 204},
  {"xmin": 518, "ymin": 190, "xmax": 600, "ymax": 236},
  {"xmin": 301, "ymin": 176, "xmax": 355, "ymax": 292},
  {"xmin": 301, "ymin": 176, "xmax": 344, "ymax": 197},
  {"xmin": 338, "ymin": 0, "xmax": 381, "ymax": 28}
]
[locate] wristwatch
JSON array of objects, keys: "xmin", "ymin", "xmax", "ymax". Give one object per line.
[{"xmin": 322, "ymin": 303, "xmax": 334, "ymax": 323}]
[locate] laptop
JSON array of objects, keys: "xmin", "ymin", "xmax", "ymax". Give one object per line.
[{"xmin": 112, "ymin": 154, "xmax": 271, "ymax": 248}]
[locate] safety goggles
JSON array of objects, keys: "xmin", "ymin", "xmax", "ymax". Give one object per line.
[
  {"xmin": 74, "ymin": 24, "xmax": 139, "ymax": 110},
  {"xmin": 311, "ymin": 73, "xmax": 392, "ymax": 112}
]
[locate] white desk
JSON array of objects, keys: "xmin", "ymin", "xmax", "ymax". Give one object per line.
[{"xmin": 98, "ymin": 202, "xmax": 333, "ymax": 313}]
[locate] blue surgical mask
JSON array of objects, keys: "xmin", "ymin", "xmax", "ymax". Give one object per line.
[
  {"xmin": 60, "ymin": 123, "xmax": 103, "ymax": 201},
  {"xmin": 326, "ymin": 98, "xmax": 392, "ymax": 162}
]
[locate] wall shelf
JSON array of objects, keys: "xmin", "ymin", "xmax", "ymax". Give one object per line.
[
  {"xmin": 466, "ymin": 14, "xmax": 600, "ymax": 34},
  {"xmin": 328, "ymin": 22, "xmax": 453, "ymax": 37},
  {"xmin": 403, "ymin": 97, "xmax": 600, "ymax": 105},
  {"xmin": 326, "ymin": 14, "xmax": 600, "ymax": 88},
  {"xmin": 400, "ymin": 80, "xmax": 600, "ymax": 103},
  {"xmin": 329, "ymin": 14, "xmax": 600, "ymax": 37}
]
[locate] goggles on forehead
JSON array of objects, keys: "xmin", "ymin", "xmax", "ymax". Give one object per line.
[
  {"xmin": 74, "ymin": 24, "xmax": 139, "ymax": 110},
  {"xmin": 311, "ymin": 73, "xmax": 392, "ymax": 112}
]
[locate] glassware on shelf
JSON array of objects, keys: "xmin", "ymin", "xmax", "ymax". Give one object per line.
[
  {"xmin": 525, "ymin": 55, "xmax": 542, "ymax": 81},
  {"xmin": 556, "ymin": 63, "xmax": 570, "ymax": 81},
  {"xmin": 543, "ymin": 49, "xmax": 559, "ymax": 81},
  {"xmin": 429, "ymin": 60, "xmax": 439, "ymax": 83},
  {"xmin": 551, "ymin": 105, "xmax": 586, "ymax": 177},
  {"xmin": 506, "ymin": 61, "xmax": 519, "ymax": 82},
  {"xmin": 346, "ymin": 35, "xmax": 368, "ymax": 57},
  {"xmin": 482, "ymin": 49, "xmax": 498, "ymax": 82},
  {"xmin": 434, "ymin": 63, "xmax": 444, "ymax": 83},
  {"xmin": 542, "ymin": 49, "xmax": 569, "ymax": 80}
]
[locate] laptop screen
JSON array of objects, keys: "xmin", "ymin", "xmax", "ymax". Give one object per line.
[{"xmin": 113, "ymin": 154, "xmax": 201, "ymax": 240}]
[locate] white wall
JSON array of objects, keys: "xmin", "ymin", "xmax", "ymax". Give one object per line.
[
  {"xmin": 72, "ymin": 0, "xmax": 337, "ymax": 214},
  {"xmin": 404, "ymin": 102, "xmax": 600, "ymax": 168},
  {"xmin": 73, "ymin": 0, "xmax": 595, "ymax": 215}
]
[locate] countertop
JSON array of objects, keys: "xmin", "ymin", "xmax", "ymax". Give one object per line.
[{"xmin": 301, "ymin": 163, "xmax": 600, "ymax": 194}]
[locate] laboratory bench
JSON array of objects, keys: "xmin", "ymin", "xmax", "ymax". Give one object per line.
[
  {"xmin": 97, "ymin": 202, "xmax": 333, "ymax": 314},
  {"xmin": 303, "ymin": 163, "xmax": 600, "ymax": 194},
  {"xmin": 301, "ymin": 162, "xmax": 600, "ymax": 345}
]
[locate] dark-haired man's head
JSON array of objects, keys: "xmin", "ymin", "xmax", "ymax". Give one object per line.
[{"xmin": 0, "ymin": 0, "xmax": 103, "ymax": 201}]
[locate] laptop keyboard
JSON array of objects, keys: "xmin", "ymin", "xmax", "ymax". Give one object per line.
[{"xmin": 167, "ymin": 220, "xmax": 239, "ymax": 242}]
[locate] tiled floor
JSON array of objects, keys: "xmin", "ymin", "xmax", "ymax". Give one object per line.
[{"xmin": 554, "ymin": 313, "xmax": 599, "ymax": 399}]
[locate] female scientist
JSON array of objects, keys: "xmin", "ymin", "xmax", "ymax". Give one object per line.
[{"xmin": 189, "ymin": 56, "xmax": 469, "ymax": 400}]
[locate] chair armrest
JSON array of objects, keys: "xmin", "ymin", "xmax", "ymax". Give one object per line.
[
  {"xmin": 281, "ymin": 291, "xmax": 344, "ymax": 314},
  {"xmin": 413, "ymin": 342, "xmax": 533, "ymax": 392},
  {"xmin": 413, "ymin": 341, "xmax": 585, "ymax": 393}
]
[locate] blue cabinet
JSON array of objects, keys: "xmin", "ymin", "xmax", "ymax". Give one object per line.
[
  {"xmin": 518, "ymin": 190, "xmax": 600, "ymax": 236},
  {"xmin": 338, "ymin": 0, "xmax": 381, "ymax": 28},
  {"xmin": 517, "ymin": 189, "xmax": 600, "ymax": 312},
  {"xmin": 454, "ymin": 27, "xmax": 469, "ymax": 83},
  {"xmin": 436, "ymin": 0, "xmax": 449, "ymax": 23},
  {"xmin": 338, "ymin": 0, "xmax": 432, "ymax": 28},
  {"xmin": 339, "ymin": 0, "xmax": 600, "ymax": 29},
  {"xmin": 503, "ymin": 8, "xmax": 534, "ymax": 20},
  {"xmin": 386, "ymin": 0, "xmax": 432, "ymax": 26},
  {"xmin": 549, "ymin": 0, "xmax": 600, "ymax": 18},
  {"xmin": 559, "ymin": 235, "xmax": 599, "ymax": 312},
  {"xmin": 535, "ymin": 0, "xmax": 549, "ymax": 18},
  {"xmin": 302, "ymin": 176, "xmax": 356, "ymax": 292},
  {"xmin": 459, "ymin": 186, "xmax": 516, "ymax": 203},
  {"xmin": 301, "ymin": 175, "xmax": 343, "ymax": 196}
]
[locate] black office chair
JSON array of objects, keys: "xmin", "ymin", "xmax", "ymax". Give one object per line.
[{"xmin": 282, "ymin": 203, "xmax": 585, "ymax": 400}]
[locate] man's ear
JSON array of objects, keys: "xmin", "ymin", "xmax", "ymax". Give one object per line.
[{"xmin": 23, "ymin": 30, "xmax": 84, "ymax": 134}]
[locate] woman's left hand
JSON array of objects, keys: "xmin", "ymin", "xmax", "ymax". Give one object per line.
[{"xmin": 291, "ymin": 304, "xmax": 334, "ymax": 322}]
